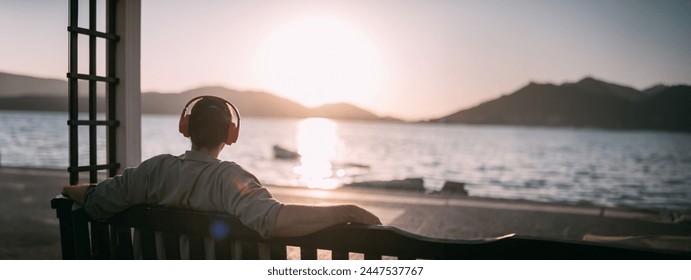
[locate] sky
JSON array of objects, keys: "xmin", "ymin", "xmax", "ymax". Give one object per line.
[{"xmin": 1, "ymin": 0, "xmax": 690, "ymax": 120}]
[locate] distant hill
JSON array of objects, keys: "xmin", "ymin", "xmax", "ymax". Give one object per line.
[
  {"xmin": 0, "ymin": 72, "xmax": 67, "ymax": 97},
  {"xmin": 141, "ymin": 86, "xmax": 311, "ymax": 118},
  {"xmin": 0, "ymin": 71, "xmax": 102, "ymax": 97},
  {"xmin": 432, "ymin": 77, "xmax": 691, "ymax": 132},
  {"xmin": 0, "ymin": 72, "xmax": 395, "ymax": 121},
  {"xmin": 564, "ymin": 77, "xmax": 646, "ymax": 102}
]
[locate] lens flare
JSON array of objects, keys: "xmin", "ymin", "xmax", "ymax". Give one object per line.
[{"xmin": 210, "ymin": 220, "xmax": 229, "ymax": 239}]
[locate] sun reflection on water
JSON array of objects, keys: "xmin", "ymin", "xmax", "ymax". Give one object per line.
[{"xmin": 292, "ymin": 118, "xmax": 345, "ymax": 189}]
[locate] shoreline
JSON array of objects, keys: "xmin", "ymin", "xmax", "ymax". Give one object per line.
[{"xmin": 3, "ymin": 165, "xmax": 687, "ymax": 215}]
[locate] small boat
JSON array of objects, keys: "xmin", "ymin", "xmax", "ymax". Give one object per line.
[{"xmin": 273, "ymin": 145, "xmax": 300, "ymax": 160}]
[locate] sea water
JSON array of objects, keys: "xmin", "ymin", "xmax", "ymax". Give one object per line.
[{"xmin": 1, "ymin": 110, "xmax": 690, "ymax": 212}]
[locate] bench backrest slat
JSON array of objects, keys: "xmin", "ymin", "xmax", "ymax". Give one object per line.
[
  {"xmin": 114, "ymin": 226, "xmax": 134, "ymax": 259},
  {"xmin": 332, "ymin": 250, "xmax": 348, "ymax": 260},
  {"xmin": 139, "ymin": 229, "xmax": 156, "ymax": 259},
  {"xmin": 269, "ymin": 243, "xmax": 287, "ymax": 260}
]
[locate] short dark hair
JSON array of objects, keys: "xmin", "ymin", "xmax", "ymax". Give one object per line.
[{"xmin": 189, "ymin": 97, "xmax": 231, "ymax": 149}]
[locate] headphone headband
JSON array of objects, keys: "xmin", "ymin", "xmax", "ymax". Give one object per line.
[{"xmin": 178, "ymin": 95, "xmax": 241, "ymax": 144}]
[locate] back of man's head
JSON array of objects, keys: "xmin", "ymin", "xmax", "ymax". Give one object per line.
[{"xmin": 189, "ymin": 97, "xmax": 232, "ymax": 149}]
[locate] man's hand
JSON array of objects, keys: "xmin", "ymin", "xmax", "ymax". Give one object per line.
[
  {"xmin": 343, "ymin": 204, "xmax": 382, "ymax": 225},
  {"xmin": 62, "ymin": 183, "xmax": 93, "ymax": 205}
]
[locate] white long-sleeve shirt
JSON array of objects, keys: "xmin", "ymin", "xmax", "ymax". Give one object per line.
[{"xmin": 84, "ymin": 150, "xmax": 282, "ymax": 238}]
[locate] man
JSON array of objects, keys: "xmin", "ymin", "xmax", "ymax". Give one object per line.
[{"xmin": 62, "ymin": 95, "xmax": 381, "ymax": 239}]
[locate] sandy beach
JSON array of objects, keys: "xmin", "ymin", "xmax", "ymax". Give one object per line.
[{"xmin": 1, "ymin": 166, "xmax": 689, "ymax": 260}]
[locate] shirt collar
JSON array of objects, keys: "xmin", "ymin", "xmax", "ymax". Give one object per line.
[{"xmin": 180, "ymin": 150, "xmax": 221, "ymax": 163}]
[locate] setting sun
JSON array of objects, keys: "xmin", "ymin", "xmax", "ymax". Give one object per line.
[{"xmin": 253, "ymin": 17, "xmax": 384, "ymax": 107}]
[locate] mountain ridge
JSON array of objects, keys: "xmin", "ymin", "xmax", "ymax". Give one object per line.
[
  {"xmin": 2, "ymin": 72, "xmax": 689, "ymax": 130},
  {"xmin": 432, "ymin": 77, "xmax": 690, "ymax": 131},
  {"xmin": 0, "ymin": 72, "xmax": 395, "ymax": 122}
]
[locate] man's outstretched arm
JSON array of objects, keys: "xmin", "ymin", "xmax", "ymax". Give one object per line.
[{"xmin": 272, "ymin": 204, "xmax": 381, "ymax": 237}]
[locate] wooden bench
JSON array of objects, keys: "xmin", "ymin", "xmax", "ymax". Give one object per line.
[{"xmin": 51, "ymin": 195, "xmax": 687, "ymax": 260}]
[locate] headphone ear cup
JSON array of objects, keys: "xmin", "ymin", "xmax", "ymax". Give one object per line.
[
  {"xmin": 226, "ymin": 122, "xmax": 239, "ymax": 144},
  {"xmin": 179, "ymin": 114, "xmax": 190, "ymax": 137}
]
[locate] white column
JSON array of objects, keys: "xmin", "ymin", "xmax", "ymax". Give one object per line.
[{"xmin": 114, "ymin": 0, "xmax": 141, "ymax": 171}]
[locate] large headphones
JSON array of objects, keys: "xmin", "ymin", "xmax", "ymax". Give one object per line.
[{"xmin": 178, "ymin": 95, "xmax": 241, "ymax": 144}]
